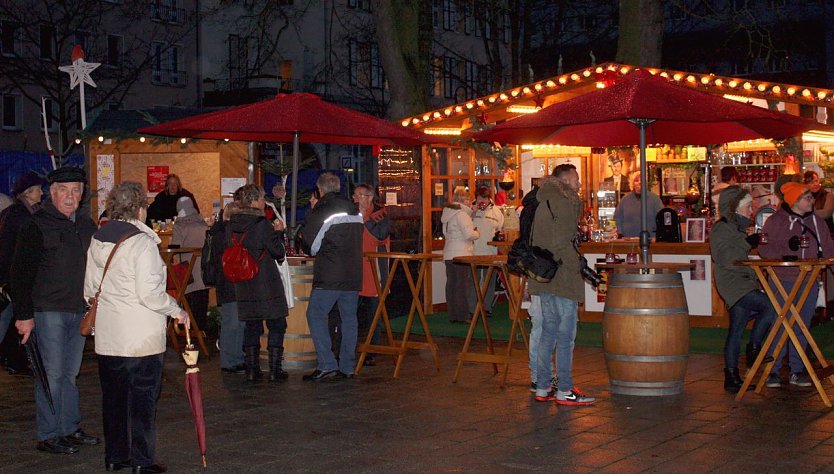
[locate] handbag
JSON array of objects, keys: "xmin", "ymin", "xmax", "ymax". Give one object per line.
[{"xmin": 80, "ymin": 230, "xmax": 142, "ymax": 336}]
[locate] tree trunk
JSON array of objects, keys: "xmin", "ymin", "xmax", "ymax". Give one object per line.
[
  {"xmin": 372, "ymin": 0, "xmax": 432, "ymax": 119},
  {"xmin": 616, "ymin": 0, "xmax": 664, "ymax": 67}
]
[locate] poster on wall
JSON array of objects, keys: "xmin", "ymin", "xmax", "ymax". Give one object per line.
[
  {"xmin": 147, "ymin": 166, "xmax": 169, "ymax": 195},
  {"xmin": 96, "ymin": 154, "xmax": 115, "ymax": 215}
]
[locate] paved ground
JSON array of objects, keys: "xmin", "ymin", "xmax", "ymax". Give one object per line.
[{"xmin": 2, "ymin": 336, "xmax": 834, "ymax": 473}]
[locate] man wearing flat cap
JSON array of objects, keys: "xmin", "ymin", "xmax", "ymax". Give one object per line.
[
  {"xmin": 0, "ymin": 172, "xmax": 45, "ymax": 375},
  {"xmin": 759, "ymin": 181, "xmax": 834, "ymax": 389},
  {"xmin": 10, "ymin": 166, "xmax": 100, "ymax": 454}
]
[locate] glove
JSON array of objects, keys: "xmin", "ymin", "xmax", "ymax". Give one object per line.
[
  {"xmin": 788, "ymin": 235, "xmax": 801, "ymax": 251},
  {"xmin": 745, "ymin": 233, "xmax": 761, "ymax": 249}
]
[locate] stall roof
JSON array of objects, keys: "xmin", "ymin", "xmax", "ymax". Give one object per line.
[{"xmin": 401, "ymin": 62, "xmax": 834, "ymax": 136}]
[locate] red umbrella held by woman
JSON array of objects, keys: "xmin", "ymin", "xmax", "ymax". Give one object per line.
[{"xmin": 181, "ymin": 325, "xmax": 206, "ymax": 467}]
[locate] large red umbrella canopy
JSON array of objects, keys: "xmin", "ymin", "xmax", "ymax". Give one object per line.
[
  {"xmin": 478, "ymin": 69, "xmax": 816, "ymax": 146},
  {"xmin": 138, "ymin": 92, "xmax": 426, "ymax": 146}
]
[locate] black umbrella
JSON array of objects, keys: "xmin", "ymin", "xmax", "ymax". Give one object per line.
[{"xmin": 23, "ymin": 332, "xmax": 55, "ymax": 415}]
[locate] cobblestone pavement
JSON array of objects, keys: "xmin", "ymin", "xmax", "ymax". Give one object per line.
[{"xmin": 2, "ymin": 336, "xmax": 834, "ymax": 473}]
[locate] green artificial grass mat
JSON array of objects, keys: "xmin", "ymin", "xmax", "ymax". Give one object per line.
[{"xmin": 388, "ymin": 302, "xmax": 834, "ymax": 358}]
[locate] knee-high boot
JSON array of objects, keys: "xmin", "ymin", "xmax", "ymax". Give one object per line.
[
  {"xmin": 268, "ymin": 347, "xmax": 288, "ymax": 382},
  {"xmin": 244, "ymin": 346, "xmax": 262, "ymax": 381}
]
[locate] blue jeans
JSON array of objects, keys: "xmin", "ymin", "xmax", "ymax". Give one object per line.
[
  {"xmin": 0, "ymin": 303, "xmax": 12, "ymax": 342},
  {"xmin": 219, "ymin": 302, "xmax": 245, "ymax": 368},
  {"xmin": 527, "ymin": 295, "xmax": 556, "ymax": 385},
  {"xmin": 724, "ymin": 290, "xmax": 777, "ymax": 368},
  {"xmin": 536, "ymin": 294, "xmax": 578, "ymax": 393},
  {"xmin": 307, "ymin": 289, "xmax": 358, "ymax": 374},
  {"xmin": 771, "ymin": 278, "xmax": 818, "ymax": 375},
  {"xmin": 34, "ymin": 311, "xmax": 86, "ymax": 441}
]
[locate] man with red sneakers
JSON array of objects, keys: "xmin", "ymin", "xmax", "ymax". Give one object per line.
[{"xmin": 529, "ymin": 164, "xmax": 595, "ymax": 406}]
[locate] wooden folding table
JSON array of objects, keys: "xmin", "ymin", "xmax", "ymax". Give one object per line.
[
  {"xmin": 736, "ymin": 258, "xmax": 834, "ymax": 407},
  {"xmin": 159, "ymin": 247, "xmax": 210, "ymax": 356},
  {"xmin": 355, "ymin": 252, "xmax": 441, "ymax": 378}
]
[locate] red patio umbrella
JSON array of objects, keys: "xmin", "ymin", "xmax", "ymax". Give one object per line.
[
  {"xmin": 138, "ymin": 93, "xmax": 428, "ymax": 233},
  {"xmin": 181, "ymin": 326, "xmax": 207, "ymax": 468},
  {"xmin": 477, "ymin": 68, "xmax": 818, "ymax": 262}
]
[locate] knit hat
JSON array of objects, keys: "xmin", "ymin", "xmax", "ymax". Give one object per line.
[
  {"xmin": 47, "ymin": 166, "xmax": 86, "ymax": 184},
  {"xmin": 781, "ymin": 182, "xmax": 810, "ymax": 208},
  {"xmin": 176, "ymin": 196, "xmax": 197, "ymax": 217},
  {"xmin": 718, "ymin": 185, "xmax": 749, "ymax": 220},
  {"xmin": 11, "ymin": 171, "xmax": 46, "ymax": 196}
]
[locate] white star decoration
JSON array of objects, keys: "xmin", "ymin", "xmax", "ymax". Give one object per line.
[{"xmin": 59, "ymin": 58, "xmax": 100, "ymax": 90}]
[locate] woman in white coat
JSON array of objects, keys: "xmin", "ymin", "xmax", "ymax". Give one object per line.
[
  {"xmin": 441, "ymin": 188, "xmax": 479, "ymax": 323},
  {"xmin": 84, "ymin": 182, "xmax": 188, "ymax": 473}
]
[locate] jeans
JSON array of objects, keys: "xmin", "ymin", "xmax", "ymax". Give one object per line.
[
  {"xmin": 33, "ymin": 311, "xmax": 86, "ymax": 441},
  {"xmin": 98, "ymin": 353, "xmax": 163, "ymax": 466},
  {"xmin": 770, "ymin": 277, "xmax": 818, "ymax": 375},
  {"xmin": 527, "ymin": 295, "xmax": 557, "ymax": 385},
  {"xmin": 445, "ymin": 261, "xmax": 470, "ymax": 322},
  {"xmin": 218, "ymin": 303, "xmax": 245, "ymax": 369},
  {"xmin": 243, "ymin": 318, "xmax": 287, "ymax": 350},
  {"xmin": 467, "ymin": 268, "xmax": 497, "ymax": 316},
  {"xmin": 536, "ymin": 294, "xmax": 578, "ymax": 393},
  {"xmin": 724, "ymin": 290, "xmax": 777, "ymax": 368},
  {"xmin": 307, "ymin": 289, "xmax": 358, "ymax": 374}
]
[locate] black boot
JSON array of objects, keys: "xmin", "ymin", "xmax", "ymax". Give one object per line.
[
  {"xmin": 244, "ymin": 346, "xmax": 262, "ymax": 382},
  {"xmin": 268, "ymin": 347, "xmax": 288, "ymax": 382},
  {"xmin": 746, "ymin": 343, "xmax": 773, "ymax": 368},
  {"xmin": 724, "ymin": 367, "xmax": 743, "ymax": 393}
]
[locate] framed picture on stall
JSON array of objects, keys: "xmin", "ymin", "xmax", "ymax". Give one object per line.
[{"xmin": 685, "ymin": 218, "xmax": 706, "ymax": 243}]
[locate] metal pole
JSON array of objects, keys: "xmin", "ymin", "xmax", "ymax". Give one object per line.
[
  {"xmin": 631, "ymin": 118, "xmax": 655, "ymax": 265},
  {"xmin": 289, "ymin": 131, "xmax": 300, "ymax": 249}
]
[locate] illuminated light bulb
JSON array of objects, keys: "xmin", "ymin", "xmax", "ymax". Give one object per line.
[
  {"xmin": 488, "ymin": 96, "xmax": 497, "ymax": 103},
  {"xmin": 714, "ymin": 78, "xmax": 723, "ymax": 86},
  {"xmin": 510, "ymin": 90, "xmax": 519, "ymax": 97},
  {"xmin": 772, "ymin": 85, "xmax": 781, "ymax": 94},
  {"xmin": 422, "ymin": 114, "xmax": 430, "ymax": 121},
  {"xmin": 224, "ymin": 138, "xmax": 230, "ymax": 142},
  {"xmin": 728, "ymin": 80, "xmax": 738, "ymax": 88},
  {"xmin": 412, "ymin": 118, "xmax": 420, "ymax": 124},
  {"xmin": 432, "ymin": 111, "xmax": 441, "ymax": 119},
  {"xmin": 647, "ymin": 69, "xmax": 658, "ymax": 75},
  {"xmin": 757, "ymin": 83, "xmax": 767, "ymax": 92},
  {"xmin": 444, "ymin": 109, "xmax": 452, "ymax": 116},
  {"xmin": 596, "ymin": 82, "xmax": 605, "ymax": 89},
  {"xmin": 534, "ymin": 83, "xmax": 543, "ymax": 91},
  {"xmin": 673, "ymin": 73, "xmax": 683, "ymax": 81},
  {"xmin": 454, "ymin": 106, "xmax": 463, "ymax": 113},
  {"xmin": 477, "ymin": 99, "xmax": 484, "ymax": 106},
  {"xmin": 787, "ymin": 87, "xmax": 796, "ymax": 95},
  {"xmin": 743, "ymin": 82, "xmax": 752, "ymax": 90},
  {"xmin": 620, "ymin": 66, "xmax": 630, "ymax": 74},
  {"xmin": 499, "ymin": 93, "xmax": 508, "ymax": 100},
  {"xmin": 659, "ymin": 71, "xmax": 669, "ymax": 78},
  {"xmin": 139, "ymin": 136, "xmax": 146, "ymax": 143},
  {"xmin": 98, "ymin": 136, "xmax": 104, "ymax": 142},
  {"xmin": 550, "ymin": 79, "xmax": 559, "ymax": 86},
  {"xmin": 802, "ymin": 89, "xmax": 812, "ymax": 97},
  {"xmin": 74, "ymin": 138, "xmax": 81, "ymax": 144},
  {"xmin": 595, "ymin": 66, "xmax": 604, "ymax": 73},
  {"xmin": 180, "ymin": 138, "xmax": 187, "ymax": 144},
  {"xmin": 522, "ymin": 87, "xmax": 531, "ymax": 94},
  {"xmin": 582, "ymin": 70, "xmax": 591, "ymax": 77},
  {"xmin": 700, "ymin": 76, "xmax": 710, "ymax": 85},
  {"xmin": 570, "ymin": 73, "xmax": 580, "ymax": 81},
  {"xmin": 686, "ymin": 75, "xmax": 696, "ymax": 83},
  {"xmin": 818, "ymin": 91, "xmax": 827, "ymax": 100},
  {"xmin": 466, "ymin": 102, "xmax": 475, "ymax": 109},
  {"xmin": 401, "ymin": 120, "xmax": 410, "ymax": 127}
]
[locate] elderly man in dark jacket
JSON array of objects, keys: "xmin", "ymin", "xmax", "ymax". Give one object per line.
[
  {"xmin": 11, "ymin": 166, "xmax": 99, "ymax": 454},
  {"xmin": 298, "ymin": 172, "xmax": 363, "ymax": 381},
  {"xmin": 710, "ymin": 185, "xmax": 776, "ymax": 393},
  {"xmin": 226, "ymin": 184, "xmax": 289, "ymax": 382}
]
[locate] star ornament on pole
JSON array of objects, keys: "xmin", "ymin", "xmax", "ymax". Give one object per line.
[{"xmin": 59, "ymin": 45, "xmax": 100, "ymax": 130}]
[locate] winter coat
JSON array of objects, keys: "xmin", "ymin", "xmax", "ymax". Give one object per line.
[
  {"xmin": 710, "ymin": 218, "xmax": 759, "ymax": 308},
  {"xmin": 441, "ymin": 203, "xmax": 479, "ymax": 261},
  {"xmin": 84, "ymin": 219, "xmax": 181, "ymax": 357},
  {"xmin": 226, "ymin": 208, "xmax": 288, "ymax": 320},
  {"xmin": 10, "ymin": 201, "xmax": 97, "ymax": 320},
  {"xmin": 527, "ymin": 175, "xmax": 584, "ymax": 302},
  {"xmin": 204, "ymin": 219, "xmax": 235, "ymax": 305},
  {"xmin": 360, "ymin": 203, "xmax": 391, "ymax": 297},
  {"xmin": 147, "ymin": 188, "xmax": 199, "ymax": 223},
  {"xmin": 171, "ymin": 213, "xmax": 208, "ymax": 294},
  {"xmin": 471, "ymin": 202, "xmax": 504, "ymax": 256},
  {"xmin": 759, "ymin": 203, "xmax": 834, "ymax": 282},
  {"xmin": 0, "ymin": 199, "xmax": 37, "ymax": 286},
  {"xmin": 298, "ymin": 192, "xmax": 364, "ymax": 291}
]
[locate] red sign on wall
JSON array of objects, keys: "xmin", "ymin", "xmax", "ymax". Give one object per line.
[{"xmin": 147, "ymin": 166, "xmax": 169, "ymax": 193}]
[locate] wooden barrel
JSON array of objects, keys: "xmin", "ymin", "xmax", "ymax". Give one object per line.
[
  {"xmin": 602, "ymin": 271, "xmax": 689, "ymax": 396},
  {"xmin": 260, "ymin": 259, "xmax": 317, "ymax": 370}
]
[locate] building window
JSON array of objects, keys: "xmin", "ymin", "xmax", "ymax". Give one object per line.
[
  {"xmin": 442, "ymin": 0, "xmax": 457, "ymax": 32},
  {"xmin": 106, "ymin": 34, "xmax": 123, "ymax": 66},
  {"xmin": 152, "ymin": 42, "xmax": 164, "ymax": 83},
  {"xmin": 39, "ymin": 24, "xmax": 55, "ymax": 60},
  {"xmin": 348, "ymin": 38, "xmax": 383, "ymax": 89},
  {"xmin": 443, "ymin": 56, "xmax": 458, "ymax": 99},
  {"xmin": 168, "ymin": 44, "xmax": 182, "ymax": 85},
  {"xmin": 462, "ymin": 2, "xmax": 473, "ymax": 35},
  {"xmin": 464, "ymin": 60, "xmax": 478, "ymax": 100},
  {"xmin": 2, "ymin": 94, "xmax": 21, "ymax": 130},
  {"xmin": 348, "ymin": 0, "xmax": 371, "ymax": 11},
  {"xmin": 1, "ymin": 21, "xmax": 20, "ymax": 56},
  {"xmin": 432, "ymin": 0, "xmax": 440, "ymax": 29},
  {"xmin": 431, "ymin": 56, "xmax": 442, "ymax": 97}
]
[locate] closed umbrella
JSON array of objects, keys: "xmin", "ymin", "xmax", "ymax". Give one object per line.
[
  {"xmin": 181, "ymin": 325, "xmax": 206, "ymax": 468},
  {"xmin": 138, "ymin": 92, "xmax": 428, "ymax": 235},
  {"xmin": 477, "ymin": 68, "xmax": 818, "ymax": 262},
  {"xmin": 23, "ymin": 333, "xmax": 55, "ymax": 415}
]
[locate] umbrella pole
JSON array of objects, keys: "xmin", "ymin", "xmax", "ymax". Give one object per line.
[
  {"xmin": 632, "ymin": 118, "xmax": 656, "ymax": 265},
  {"xmin": 289, "ymin": 131, "xmax": 300, "ymax": 249}
]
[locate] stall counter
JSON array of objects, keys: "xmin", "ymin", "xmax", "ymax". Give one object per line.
[{"xmin": 578, "ymin": 241, "xmax": 729, "ymax": 328}]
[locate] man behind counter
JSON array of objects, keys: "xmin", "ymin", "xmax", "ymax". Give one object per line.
[{"xmin": 613, "ymin": 171, "xmax": 664, "ymax": 238}]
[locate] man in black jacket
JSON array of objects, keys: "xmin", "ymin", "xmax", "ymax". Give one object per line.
[
  {"xmin": 298, "ymin": 172, "xmax": 363, "ymax": 381},
  {"xmin": 11, "ymin": 166, "xmax": 99, "ymax": 454}
]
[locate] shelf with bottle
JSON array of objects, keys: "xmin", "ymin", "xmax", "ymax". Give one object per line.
[
  {"xmin": 727, "ymin": 163, "xmax": 786, "ymax": 168},
  {"xmin": 736, "ymin": 166, "xmax": 780, "ymax": 183}
]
